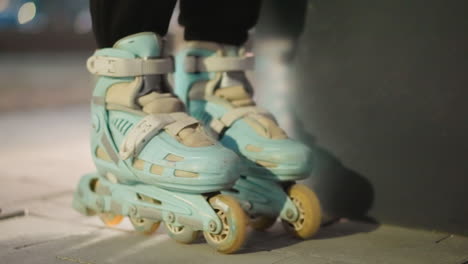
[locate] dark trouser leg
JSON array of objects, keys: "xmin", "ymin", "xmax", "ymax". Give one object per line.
[
  {"xmin": 178, "ymin": 0, "xmax": 262, "ymax": 46},
  {"xmin": 89, "ymin": 0, "xmax": 177, "ymax": 48}
]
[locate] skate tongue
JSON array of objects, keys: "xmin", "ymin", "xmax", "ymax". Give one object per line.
[
  {"xmin": 183, "ymin": 41, "xmax": 254, "ymax": 106},
  {"xmin": 114, "ymin": 32, "xmax": 162, "ymax": 58},
  {"xmin": 185, "ymin": 42, "xmax": 286, "ymax": 138},
  {"xmin": 138, "ymin": 92, "xmax": 185, "ymax": 114},
  {"xmin": 215, "ymin": 51, "xmax": 255, "ymax": 107}
]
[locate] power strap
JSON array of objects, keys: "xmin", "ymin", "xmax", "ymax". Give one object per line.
[
  {"xmin": 209, "ymin": 106, "xmax": 272, "ymax": 136},
  {"xmin": 119, "ymin": 112, "xmax": 198, "ymax": 160},
  {"xmin": 87, "ymin": 55, "xmax": 174, "ymax": 77},
  {"xmin": 184, "ymin": 55, "xmax": 255, "ymax": 73}
]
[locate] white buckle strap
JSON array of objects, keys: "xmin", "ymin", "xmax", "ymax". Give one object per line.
[
  {"xmin": 119, "ymin": 114, "xmax": 176, "ymax": 160},
  {"xmin": 119, "ymin": 113, "xmax": 200, "ymax": 160},
  {"xmin": 209, "ymin": 106, "xmax": 269, "ymax": 134},
  {"xmin": 184, "ymin": 55, "xmax": 255, "ymax": 73},
  {"xmin": 87, "ymin": 55, "xmax": 174, "ymax": 77},
  {"xmin": 164, "ymin": 114, "xmax": 199, "ymax": 137}
]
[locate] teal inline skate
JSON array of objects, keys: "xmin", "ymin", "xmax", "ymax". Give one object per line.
[
  {"xmin": 72, "ymin": 33, "xmax": 248, "ymax": 254},
  {"xmin": 174, "ymin": 41, "xmax": 322, "ymax": 239}
]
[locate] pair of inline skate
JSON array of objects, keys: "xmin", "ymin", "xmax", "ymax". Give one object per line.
[{"xmin": 72, "ymin": 32, "xmax": 321, "ymax": 254}]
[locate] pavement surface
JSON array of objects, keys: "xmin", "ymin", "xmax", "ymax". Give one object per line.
[{"xmin": 0, "ymin": 106, "xmax": 467, "ymax": 264}]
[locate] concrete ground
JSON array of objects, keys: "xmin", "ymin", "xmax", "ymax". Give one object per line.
[{"xmin": 0, "ymin": 106, "xmax": 467, "ymax": 264}]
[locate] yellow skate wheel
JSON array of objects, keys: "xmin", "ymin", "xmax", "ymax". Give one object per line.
[
  {"xmin": 130, "ymin": 192, "xmax": 162, "ymax": 235},
  {"xmin": 281, "ymin": 184, "xmax": 321, "ymax": 239},
  {"xmin": 99, "ymin": 213, "xmax": 124, "ymax": 227},
  {"xmin": 130, "ymin": 216, "xmax": 161, "ymax": 235},
  {"xmin": 249, "ymin": 216, "xmax": 277, "ymax": 231},
  {"xmin": 165, "ymin": 223, "xmax": 199, "ymax": 244},
  {"xmin": 203, "ymin": 195, "xmax": 248, "ymax": 254},
  {"xmin": 94, "ymin": 179, "xmax": 124, "ymax": 227}
]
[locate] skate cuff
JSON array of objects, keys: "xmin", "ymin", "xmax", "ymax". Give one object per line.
[
  {"xmin": 87, "ymin": 55, "xmax": 174, "ymax": 77},
  {"xmin": 184, "ymin": 55, "xmax": 254, "ymax": 73},
  {"xmin": 119, "ymin": 113, "xmax": 199, "ymax": 160}
]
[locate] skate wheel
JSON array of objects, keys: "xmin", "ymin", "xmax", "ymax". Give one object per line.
[
  {"xmin": 281, "ymin": 184, "xmax": 321, "ymax": 239},
  {"xmin": 130, "ymin": 216, "xmax": 161, "ymax": 235},
  {"xmin": 249, "ymin": 216, "xmax": 277, "ymax": 231},
  {"xmin": 203, "ymin": 194, "xmax": 248, "ymax": 254},
  {"xmin": 165, "ymin": 223, "xmax": 199, "ymax": 244},
  {"xmin": 99, "ymin": 213, "xmax": 124, "ymax": 227}
]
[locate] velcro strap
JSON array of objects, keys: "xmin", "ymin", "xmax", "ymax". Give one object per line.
[
  {"xmin": 87, "ymin": 55, "xmax": 174, "ymax": 77},
  {"xmin": 119, "ymin": 114, "xmax": 176, "ymax": 160},
  {"xmin": 164, "ymin": 114, "xmax": 199, "ymax": 137},
  {"xmin": 184, "ymin": 55, "xmax": 254, "ymax": 73},
  {"xmin": 209, "ymin": 107, "xmax": 269, "ymax": 134}
]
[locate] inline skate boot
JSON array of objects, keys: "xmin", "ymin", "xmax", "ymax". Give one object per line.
[
  {"xmin": 72, "ymin": 33, "xmax": 247, "ymax": 253},
  {"xmin": 174, "ymin": 41, "xmax": 321, "ymax": 239}
]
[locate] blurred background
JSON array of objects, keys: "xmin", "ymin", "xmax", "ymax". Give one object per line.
[
  {"xmin": 0, "ymin": 0, "xmax": 93, "ymax": 111},
  {"xmin": 1, "ymin": 0, "xmax": 467, "ymax": 239}
]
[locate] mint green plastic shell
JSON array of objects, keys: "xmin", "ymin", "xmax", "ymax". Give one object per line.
[
  {"xmin": 89, "ymin": 35, "xmax": 240, "ymax": 194},
  {"xmin": 174, "ymin": 46, "xmax": 314, "ymax": 221},
  {"xmin": 73, "ymin": 173, "xmax": 223, "ymax": 234}
]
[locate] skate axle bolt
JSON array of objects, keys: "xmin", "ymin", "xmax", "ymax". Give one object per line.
[
  {"xmin": 285, "ymin": 209, "xmax": 294, "ymax": 220},
  {"xmin": 208, "ymin": 220, "xmax": 217, "ymax": 232},
  {"xmin": 167, "ymin": 212, "xmax": 175, "ymax": 223},
  {"xmin": 95, "ymin": 198, "xmax": 104, "ymax": 211},
  {"xmin": 240, "ymin": 201, "xmax": 252, "ymax": 211},
  {"xmin": 129, "ymin": 206, "xmax": 137, "ymax": 216}
]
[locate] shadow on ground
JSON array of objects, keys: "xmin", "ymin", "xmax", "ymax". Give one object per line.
[
  {"xmin": 51, "ymin": 220, "xmax": 380, "ymax": 258},
  {"xmin": 241, "ymin": 219, "xmax": 379, "ymax": 253}
]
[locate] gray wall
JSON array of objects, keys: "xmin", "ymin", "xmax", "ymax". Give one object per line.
[{"xmin": 255, "ymin": 0, "xmax": 468, "ymax": 235}]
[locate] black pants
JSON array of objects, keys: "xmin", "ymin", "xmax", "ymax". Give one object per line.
[{"xmin": 90, "ymin": 0, "xmax": 262, "ymax": 48}]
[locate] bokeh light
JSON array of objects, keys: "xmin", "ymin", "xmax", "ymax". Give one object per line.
[{"xmin": 17, "ymin": 2, "xmax": 36, "ymax": 24}]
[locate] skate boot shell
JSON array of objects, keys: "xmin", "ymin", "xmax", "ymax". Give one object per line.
[
  {"xmin": 72, "ymin": 33, "xmax": 247, "ymax": 253},
  {"xmin": 174, "ymin": 41, "xmax": 322, "ymax": 239}
]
